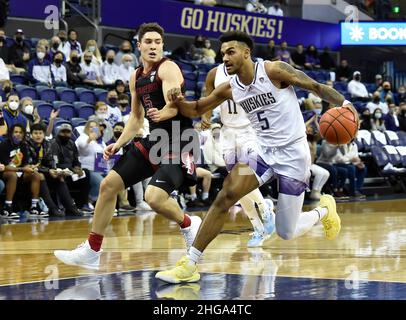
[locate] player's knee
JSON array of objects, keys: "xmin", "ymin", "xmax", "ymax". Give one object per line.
[
  {"xmin": 100, "ymin": 178, "xmax": 119, "ymax": 197},
  {"xmin": 276, "ymin": 227, "xmax": 295, "ymax": 240},
  {"xmin": 214, "ymin": 188, "xmax": 239, "ymax": 211}
]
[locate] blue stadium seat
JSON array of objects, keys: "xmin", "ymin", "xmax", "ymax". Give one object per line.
[
  {"xmin": 75, "ymin": 88, "xmax": 96, "ymax": 104},
  {"xmin": 53, "ymin": 102, "xmax": 76, "ymax": 120},
  {"xmin": 333, "ymin": 81, "xmax": 347, "ymax": 92},
  {"xmin": 10, "ymin": 74, "xmax": 27, "ymax": 85},
  {"xmin": 185, "ymin": 79, "xmax": 196, "ymax": 92},
  {"xmin": 197, "ymin": 72, "xmax": 207, "ymax": 82},
  {"xmin": 295, "ymin": 89, "xmax": 307, "ymax": 99},
  {"xmin": 382, "ymin": 145, "xmax": 403, "ymax": 168},
  {"xmin": 302, "ymin": 110, "xmax": 315, "ymax": 122},
  {"xmin": 396, "ymin": 146, "xmax": 406, "ymax": 167},
  {"xmin": 365, "ymin": 83, "xmax": 377, "ymax": 93},
  {"xmin": 384, "ymin": 131, "xmax": 401, "ymax": 146},
  {"xmin": 371, "ymin": 146, "xmax": 389, "ymax": 168},
  {"xmin": 36, "ymin": 103, "xmax": 54, "ymax": 120},
  {"xmin": 37, "ymin": 86, "xmax": 58, "ymax": 102},
  {"xmin": 175, "ymin": 60, "xmax": 196, "ymax": 73},
  {"xmin": 15, "ymin": 85, "xmax": 38, "ymax": 100},
  {"xmin": 71, "ymin": 117, "xmax": 87, "ymax": 128},
  {"xmin": 56, "ymin": 87, "xmax": 76, "ymax": 103},
  {"xmin": 73, "ymin": 102, "xmax": 95, "ymax": 119},
  {"xmin": 353, "ymin": 101, "xmax": 367, "ymax": 112},
  {"xmin": 397, "ymin": 131, "xmax": 406, "ymax": 146},
  {"xmin": 94, "ymin": 88, "xmax": 108, "ymax": 102}
]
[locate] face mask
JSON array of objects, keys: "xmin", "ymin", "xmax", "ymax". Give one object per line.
[
  {"xmin": 71, "ymin": 56, "xmax": 79, "ymax": 63},
  {"xmin": 3, "ymin": 86, "xmax": 11, "ymax": 93},
  {"xmin": 119, "ymin": 103, "xmax": 128, "ymax": 108},
  {"xmin": 24, "ymin": 104, "xmax": 34, "ymax": 115},
  {"xmin": 373, "ymin": 97, "xmax": 380, "ymax": 103},
  {"xmin": 123, "ymin": 61, "xmax": 132, "ymax": 68},
  {"xmin": 12, "ymin": 136, "xmax": 22, "ymax": 145},
  {"xmin": 107, "ymin": 57, "xmax": 114, "ymax": 64},
  {"xmin": 362, "ymin": 114, "xmax": 370, "ymax": 119},
  {"xmin": 16, "ymin": 36, "xmax": 23, "ymax": 43},
  {"xmin": 37, "ymin": 52, "xmax": 46, "ymax": 60},
  {"xmin": 52, "ymin": 42, "xmax": 60, "ymax": 50},
  {"xmin": 58, "ymin": 135, "xmax": 70, "ymax": 144},
  {"xmin": 54, "ymin": 58, "xmax": 63, "ymax": 64},
  {"xmin": 59, "ymin": 37, "xmax": 66, "ymax": 42},
  {"xmin": 88, "ymin": 46, "xmax": 96, "ymax": 53},
  {"xmin": 375, "ymin": 113, "xmax": 382, "ymax": 119},
  {"xmin": 313, "ymin": 108, "xmax": 321, "ymax": 115},
  {"xmin": 96, "ymin": 112, "xmax": 108, "ymax": 120},
  {"xmin": 91, "ymin": 127, "xmax": 99, "ymax": 135},
  {"xmin": 354, "ymin": 76, "xmax": 361, "ymax": 81},
  {"xmin": 84, "ymin": 59, "xmax": 92, "ymax": 65},
  {"xmin": 122, "ymin": 48, "xmax": 131, "ymax": 53},
  {"xmin": 9, "ymin": 101, "xmax": 19, "ymax": 111},
  {"xmin": 109, "ymin": 98, "xmax": 117, "ymax": 105},
  {"xmin": 383, "ymin": 88, "xmax": 390, "ymax": 92},
  {"xmin": 114, "ymin": 131, "xmax": 122, "ymax": 139}
]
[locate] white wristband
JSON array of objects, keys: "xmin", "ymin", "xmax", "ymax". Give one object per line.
[{"xmin": 342, "ymin": 100, "xmax": 351, "ymax": 106}]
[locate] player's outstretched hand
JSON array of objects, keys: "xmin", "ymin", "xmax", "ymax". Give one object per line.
[
  {"xmin": 103, "ymin": 143, "xmax": 119, "ymax": 161},
  {"xmin": 146, "ymin": 108, "xmax": 161, "ymax": 122},
  {"xmin": 167, "ymin": 88, "xmax": 184, "ymax": 102}
]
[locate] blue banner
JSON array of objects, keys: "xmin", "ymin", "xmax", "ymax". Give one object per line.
[
  {"xmin": 101, "ymin": 1, "xmax": 341, "ymax": 50},
  {"xmin": 9, "ymin": 0, "xmax": 60, "ymax": 19},
  {"xmin": 341, "ymin": 22, "xmax": 406, "ymax": 46}
]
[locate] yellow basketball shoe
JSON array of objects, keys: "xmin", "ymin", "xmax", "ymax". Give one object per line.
[
  {"xmin": 155, "ymin": 256, "xmax": 200, "ymax": 284},
  {"xmin": 319, "ymin": 194, "xmax": 341, "ymax": 240}
]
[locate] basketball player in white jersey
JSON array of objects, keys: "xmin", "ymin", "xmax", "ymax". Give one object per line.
[
  {"xmin": 202, "ymin": 64, "xmax": 276, "ymax": 247},
  {"xmin": 153, "ymin": 31, "xmax": 358, "ymax": 283}
]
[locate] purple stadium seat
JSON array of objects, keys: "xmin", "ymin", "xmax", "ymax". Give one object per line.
[
  {"xmin": 37, "ymin": 86, "xmax": 57, "ymax": 102},
  {"xmin": 56, "ymin": 87, "xmax": 76, "ymax": 103},
  {"xmin": 75, "ymin": 88, "xmax": 96, "ymax": 104},
  {"xmin": 36, "ymin": 103, "xmax": 54, "ymax": 120}
]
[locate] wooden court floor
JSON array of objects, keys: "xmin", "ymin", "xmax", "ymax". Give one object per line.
[{"xmin": 0, "ymin": 197, "xmax": 406, "ymax": 299}]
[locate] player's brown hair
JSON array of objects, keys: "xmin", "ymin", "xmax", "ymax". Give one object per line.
[{"xmin": 138, "ymin": 23, "xmax": 164, "ymax": 42}]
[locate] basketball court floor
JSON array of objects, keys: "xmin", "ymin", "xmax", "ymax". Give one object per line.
[{"xmin": 1, "ymin": 197, "xmax": 406, "ymax": 300}]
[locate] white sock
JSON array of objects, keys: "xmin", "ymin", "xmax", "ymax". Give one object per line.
[
  {"xmin": 190, "ymin": 193, "xmax": 197, "ymax": 201},
  {"xmin": 5, "ymin": 200, "xmax": 12, "ymax": 206},
  {"xmin": 187, "ymin": 246, "xmax": 202, "ymax": 265},
  {"xmin": 201, "ymin": 192, "xmax": 209, "ymax": 200},
  {"xmin": 315, "ymin": 207, "xmax": 328, "ymax": 220}
]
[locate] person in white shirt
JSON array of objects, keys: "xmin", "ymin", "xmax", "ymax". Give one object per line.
[
  {"xmin": 100, "ymin": 50, "xmax": 121, "ymax": 86},
  {"xmin": 268, "ymin": 2, "xmax": 284, "ymax": 16},
  {"xmin": 118, "ymin": 54, "xmax": 135, "ymax": 85},
  {"xmin": 104, "ymin": 90, "xmax": 123, "ymax": 126},
  {"xmin": 347, "ymin": 71, "xmax": 369, "ymax": 101},
  {"xmin": 50, "ymin": 51, "xmax": 67, "ymax": 87},
  {"xmin": 366, "ymin": 91, "xmax": 388, "ymax": 114},
  {"xmin": 75, "ymin": 119, "xmax": 106, "ymax": 204},
  {"xmin": 246, "ymin": 0, "xmax": 267, "ymax": 13},
  {"xmin": 63, "ymin": 29, "xmax": 82, "ymax": 62},
  {"xmin": 0, "ymin": 58, "xmax": 9, "ymax": 83},
  {"xmin": 84, "ymin": 39, "xmax": 103, "ymax": 66},
  {"xmin": 80, "ymin": 50, "xmax": 103, "ymax": 87}
]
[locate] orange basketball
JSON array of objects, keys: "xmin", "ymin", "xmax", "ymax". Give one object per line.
[{"xmin": 319, "ymin": 107, "xmax": 358, "ymax": 145}]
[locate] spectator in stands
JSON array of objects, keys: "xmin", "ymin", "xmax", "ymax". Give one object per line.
[
  {"xmin": 202, "ymin": 38, "xmax": 216, "ymax": 64},
  {"xmin": 371, "ymin": 108, "xmax": 386, "ymax": 132},
  {"xmin": 27, "ymin": 123, "xmax": 64, "ymax": 217},
  {"xmin": 0, "ymin": 123, "xmax": 44, "ymax": 219},
  {"xmin": 80, "ymin": 50, "xmax": 103, "ymax": 87},
  {"xmin": 264, "ymin": 40, "xmax": 276, "ymax": 61},
  {"xmin": 49, "ymin": 36, "xmax": 63, "ymax": 62},
  {"xmin": 57, "ymin": 30, "xmax": 67, "ymax": 48},
  {"xmin": 51, "ymin": 123, "xmax": 92, "ymax": 213},
  {"xmin": 396, "ymin": 85, "xmax": 406, "ymax": 105},
  {"xmin": 359, "ymin": 108, "xmax": 372, "ymax": 131},
  {"xmin": 384, "ymin": 103, "xmax": 400, "ymax": 132},
  {"xmin": 37, "ymin": 39, "xmax": 51, "ymax": 60},
  {"xmin": 115, "ymin": 41, "xmax": 138, "ymax": 68},
  {"xmin": 66, "ymin": 50, "xmax": 85, "ymax": 87},
  {"xmin": 27, "ymin": 44, "xmax": 51, "ymax": 86},
  {"xmin": 75, "ymin": 119, "xmax": 106, "ymax": 206},
  {"xmin": 1, "ymin": 94, "xmax": 28, "ymax": 137},
  {"xmin": 268, "ymin": 1, "xmax": 284, "ymax": 16},
  {"xmin": 380, "ymin": 81, "xmax": 393, "ymax": 103},
  {"xmin": 319, "ymin": 47, "xmax": 336, "ymax": 71},
  {"xmin": 290, "ymin": 44, "xmax": 306, "ymax": 70},
  {"xmin": 118, "ymin": 54, "xmax": 135, "ymax": 85},
  {"xmin": 348, "ymin": 71, "xmax": 369, "ymax": 102},
  {"xmin": 276, "ymin": 41, "xmax": 292, "ymax": 64},
  {"xmin": 194, "ymin": 0, "xmax": 216, "ymax": 6},
  {"xmin": 101, "ymin": 50, "xmax": 121, "ymax": 86},
  {"xmin": 316, "ymin": 140, "xmax": 348, "ymax": 200},
  {"xmin": 105, "ymin": 90, "xmax": 123, "ymax": 126},
  {"xmin": 306, "ymin": 115, "xmax": 329, "ymax": 200},
  {"xmin": 336, "ymin": 59, "xmax": 351, "ymax": 82},
  {"xmin": 0, "ymin": 56, "xmax": 8, "ymax": 83},
  {"xmin": 20, "ymin": 97, "xmax": 40, "ymax": 131},
  {"xmin": 246, "ymin": 0, "xmax": 267, "ymax": 13},
  {"xmin": 398, "ymin": 102, "xmax": 406, "ymax": 132},
  {"xmin": 84, "ymin": 39, "xmax": 102, "ymax": 66},
  {"xmin": 50, "ymin": 51, "xmax": 68, "ymax": 87},
  {"xmin": 117, "ymin": 93, "xmax": 131, "ymax": 117},
  {"xmin": 334, "ymin": 142, "xmax": 367, "ymax": 199},
  {"xmin": 94, "ymin": 101, "xmax": 114, "ymax": 142},
  {"xmin": 114, "ymin": 79, "xmax": 127, "ymax": 95},
  {"xmin": 304, "ymin": 45, "xmax": 320, "ymax": 69},
  {"xmin": 63, "ymin": 29, "xmax": 82, "ymax": 62},
  {"xmin": 305, "ymin": 92, "xmax": 322, "ymax": 113},
  {"xmin": 8, "ymin": 29, "xmax": 31, "ymax": 70},
  {"xmin": 190, "ymin": 35, "xmax": 205, "ymax": 62},
  {"xmin": 1, "ymin": 79, "xmax": 12, "ymax": 100},
  {"xmin": 202, "ymin": 123, "xmax": 228, "ymax": 177},
  {"xmin": 367, "ymin": 91, "xmax": 388, "ymax": 114},
  {"xmin": 0, "ymin": 29, "xmax": 9, "ymax": 65},
  {"xmin": 374, "ymin": 74, "xmax": 383, "ymax": 92}
]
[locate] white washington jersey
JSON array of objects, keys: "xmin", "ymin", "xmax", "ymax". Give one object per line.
[
  {"xmin": 230, "ymin": 61, "xmax": 306, "ymax": 148},
  {"xmin": 214, "ymin": 63, "xmax": 250, "ymax": 128}
]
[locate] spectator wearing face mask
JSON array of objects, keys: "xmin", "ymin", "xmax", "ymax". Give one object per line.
[
  {"xmin": 336, "ymin": 60, "xmax": 352, "ymax": 82},
  {"xmin": 66, "ymin": 50, "xmax": 85, "ymax": 87},
  {"xmin": 84, "ymin": 39, "xmax": 102, "ymax": 66},
  {"xmin": 398, "ymin": 102, "xmax": 406, "ymax": 132},
  {"xmin": 191, "ymin": 35, "xmax": 205, "ymax": 62},
  {"xmin": 62, "ymin": 29, "xmax": 82, "ymax": 62},
  {"xmin": 75, "ymin": 119, "xmax": 106, "ymax": 206},
  {"xmin": 380, "ymin": 81, "xmax": 393, "ymax": 103},
  {"xmin": 304, "ymin": 45, "xmax": 320, "ymax": 70},
  {"xmin": 50, "ymin": 51, "xmax": 68, "ymax": 87},
  {"xmin": 359, "ymin": 108, "xmax": 372, "ymax": 131},
  {"xmin": 367, "ymin": 91, "xmax": 388, "ymax": 114},
  {"xmin": 49, "ymin": 36, "xmax": 63, "ymax": 62},
  {"xmin": 117, "ymin": 93, "xmax": 131, "ymax": 117},
  {"xmin": 118, "ymin": 54, "xmax": 135, "ymax": 85},
  {"xmin": 268, "ymin": 1, "xmax": 284, "ymax": 16},
  {"xmin": 115, "ymin": 41, "xmax": 138, "ymax": 68},
  {"xmin": 384, "ymin": 103, "xmax": 400, "ymax": 132},
  {"xmin": 371, "ymin": 108, "xmax": 386, "ymax": 132},
  {"xmin": 101, "ymin": 50, "xmax": 121, "ymax": 86},
  {"xmin": 8, "ymin": 29, "xmax": 31, "ymax": 70},
  {"xmin": 20, "ymin": 97, "xmax": 40, "ymax": 131},
  {"xmin": 1, "ymin": 79, "xmax": 12, "ymax": 101},
  {"xmin": 1, "ymin": 94, "xmax": 28, "ymax": 138},
  {"xmin": 57, "ymin": 30, "xmax": 67, "ymax": 48},
  {"xmin": 27, "ymin": 44, "xmax": 51, "ymax": 86},
  {"xmin": 105, "ymin": 90, "xmax": 123, "ymax": 126},
  {"xmin": 347, "ymin": 71, "xmax": 369, "ymax": 102},
  {"xmin": 0, "ymin": 28, "xmax": 9, "ymax": 64},
  {"xmin": 395, "ymin": 85, "xmax": 406, "ymax": 105},
  {"xmin": 80, "ymin": 50, "xmax": 103, "ymax": 87},
  {"xmin": 94, "ymin": 101, "xmax": 113, "ymax": 142}
]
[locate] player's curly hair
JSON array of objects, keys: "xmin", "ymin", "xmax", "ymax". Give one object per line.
[
  {"xmin": 138, "ymin": 23, "xmax": 164, "ymax": 41},
  {"xmin": 219, "ymin": 31, "xmax": 254, "ymax": 51}
]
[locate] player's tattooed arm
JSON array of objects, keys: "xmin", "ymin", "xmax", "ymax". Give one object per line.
[
  {"xmin": 267, "ymin": 61, "xmax": 345, "ymax": 106},
  {"xmin": 167, "ymin": 82, "xmax": 232, "ymax": 118}
]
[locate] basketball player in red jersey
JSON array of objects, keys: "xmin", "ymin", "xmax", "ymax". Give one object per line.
[{"xmin": 54, "ymin": 23, "xmax": 201, "ymax": 270}]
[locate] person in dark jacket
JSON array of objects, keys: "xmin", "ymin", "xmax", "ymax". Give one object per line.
[
  {"xmin": 28, "ymin": 123, "xmax": 81, "ymax": 217},
  {"xmin": 7, "ymin": 29, "xmax": 31, "ymax": 70},
  {"xmin": 66, "ymin": 50, "xmax": 85, "ymax": 87},
  {"xmin": 50, "ymin": 123, "xmax": 92, "ymax": 212},
  {"xmin": 0, "ymin": 123, "xmax": 45, "ymax": 219}
]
